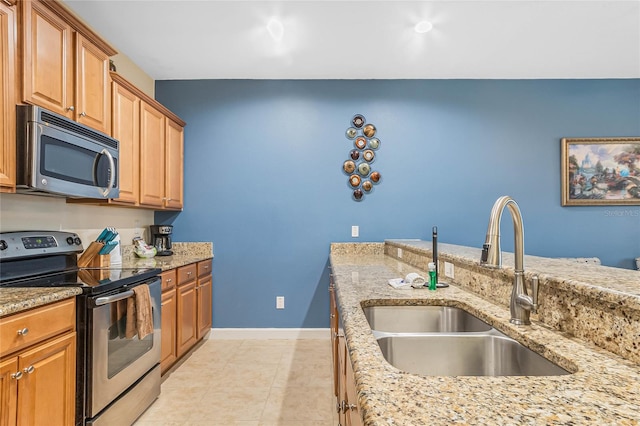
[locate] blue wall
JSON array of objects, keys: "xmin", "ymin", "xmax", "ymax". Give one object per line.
[{"xmin": 155, "ymin": 79, "xmax": 640, "ymax": 328}]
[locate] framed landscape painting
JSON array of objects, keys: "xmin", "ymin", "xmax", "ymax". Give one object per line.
[{"xmin": 561, "ymin": 137, "xmax": 640, "ymax": 206}]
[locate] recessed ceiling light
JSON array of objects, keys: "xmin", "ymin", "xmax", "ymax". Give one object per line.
[
  {"xmin": 267, "ymin": 19, "xmax": 284, "ymax": 41},
  {"xmin": 414, "ymin": 21, "xmax": 433, "ymax": 34}
]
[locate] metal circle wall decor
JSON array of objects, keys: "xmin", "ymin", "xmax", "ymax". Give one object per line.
[{"xmin": 341, "ymin": 114, "xmax": 382, "ymax": 201}]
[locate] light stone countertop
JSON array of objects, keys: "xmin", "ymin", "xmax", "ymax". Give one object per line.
[
  {"xmin": 0, "ymin": 242, "xmax": 213, "ymax": 317},
  {"xmin": 0, "ymin": 287, "xmax": 82, "ymax": 317},
  {"xmin": 330, "ymin": 242, "xmax": 640, "ymax": 425}
]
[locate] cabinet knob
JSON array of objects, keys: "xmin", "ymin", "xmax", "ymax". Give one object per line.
[
  {"xmin": 80, "ymin": 111, "xmax": 87, "ymax": 117},
  {"xmin": 166, "ymin": 278, "xmax": 172, "ymax": 283},
  {"xmin": 17, "ymin": 327, "xmax": 29, "ymax": 336},
  {"xmin": 67, "ymin": 106, "xmax": 75, "ymax": 111},
  {"xmin": 11, "ymin": 371, "xmax": 22, "ymax": 380},
  {"xmin": 23, "ymin": 366, "xmax": 35, "ymax": 374},
  {"xmin": 187, "ymin": 271, "xmax": 192, "ymax": 276},
  {"xmin": 340, "ymin": 401, "xmax": 356, "ymax": 413}
]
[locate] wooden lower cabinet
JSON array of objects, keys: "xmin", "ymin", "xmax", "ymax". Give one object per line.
[
  {"xmin": 0, "ymin": 298, "xmax": 76, "ymax": 426},
  {"xmin": 161, "ymin": 261, "xmax": 213, "ymax": 373},
  {"xmin": 330, "ymin": 281, "xmax": 362, "ymax": 426},
  {"xmin": 15, "ymin": 333, "xmax": 76, "ymax": 426},
  {"xmin": 196, "ymin": 260, "xmax": 212, "ymax": 339},
  {"xmin": 176, "ymin": 265, "xmax": 198, "ymax": 358},
  {"xmin": 160, "ymin": 288, "xmax": 177, "ymax": 374},
  {"xmin": 0, "ymin": 358, "xmax": 18, "ymax": 426}
]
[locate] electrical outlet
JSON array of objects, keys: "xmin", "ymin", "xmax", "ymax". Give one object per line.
[
  {"xmin": 276, "ymin": 296, "xmax": 285, "ymax": 309},
  {"xmin": 397, "ymin": 248, "xmax": 403, "ymax": 258},
  {"xmin": 351, "ymin": 225, "xmax": 359, "ymax": 238},
  {"xmin": 444, "ymin": 262, "xmax": 455, "ymax": 279}
]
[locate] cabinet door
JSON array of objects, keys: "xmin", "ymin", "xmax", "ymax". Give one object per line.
[
  {"xmin": 16, "ymin": 332, "xmax": 75, "ymax": 426},
  {"xmin": 196, "ymin": 275, "xmax": 212, "ymax": 340},
  {"xmin": 75, "ymin": 34, "xmax": 110, "ymax": 134},
  {"xmin": 164, "ymin": 118, "xmax": 184, "ymax": 210},
  {"xmin": 111, "ymin": 82, "xmax": 139, "ymax": 204},
  {"xmin": 329, "ymin": 283, "xmax": 339, "ymax": 399},
  {"xmin": 337, "ymin": 333, "xmax": 347, "ymax": 426},
  {"xmin": 21, "ymin": 0, "xmax": 74, "ymax": 117},
  {"xmin": 176, "ymin": 280, "xmax": 197, "ymax": 357},
  {"xmin": 139, "ymin": 101, "xmax": 165, "ymax": 208},
  {"xmin": 0, "ymin": 357, "xmax": 17, "ymax": 426},
  {"xmin": 345, "ymin": 352, "xmax": 362, "ymax": 426},
  {"xmin": 0, "ymin": 1, "xmax": 16, "ymax": 193},
  {"xmin": 160, "ymin": 289, "xmax": 177, "ymax": 374}
]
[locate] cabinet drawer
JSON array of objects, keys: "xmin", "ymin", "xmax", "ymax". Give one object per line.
[
  {"xmin": 160, "ymin": 269, "xmax": 177, "ymax": 292},
  {"xmin": 0, "ymin": 298, "xmax": 75, "ymax": 358},
  {"xmin": 197, "ymin": 260, "xmax": 212, "ymax": 277},
  {"xmin": 177, "ymin": 264, "xmax": 197, "ymax": 286}
]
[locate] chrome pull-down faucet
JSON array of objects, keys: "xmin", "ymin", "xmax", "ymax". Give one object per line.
[{"xmin": 480, "ymin": 196, "xmax": 539, "ymax": 325}]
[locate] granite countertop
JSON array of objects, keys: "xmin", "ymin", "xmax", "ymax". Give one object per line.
[
  {"xmin": 118, "ymin": 253, "xmax": 213, "ymax": 271},
  {"xmin": 0, "ymin": 287, "xmax": 82, "ymax": 317},
  {"xmin": 0, "ymin": 242, "xmax": 214, "ymax": 317},
  {"xmin": 330, "ymin": 243, "xmax": 640, "ymax": 425},
  {"xmin": 120, "ymin": 241, "xmax": 214, "ymax": 271}
]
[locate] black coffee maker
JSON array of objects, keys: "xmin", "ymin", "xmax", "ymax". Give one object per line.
[{"xmin": 150, "ymin": 225, "xmax": 173, "ymax": 256}]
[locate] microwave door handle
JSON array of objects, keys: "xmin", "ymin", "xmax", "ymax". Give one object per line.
[
  {"xmin": 95, "ymin": 290, "xmax": 134, "ymax": 306},
  {"xmin": 98, "ymin": 148, "xmax": 116, "ymax": 197}
]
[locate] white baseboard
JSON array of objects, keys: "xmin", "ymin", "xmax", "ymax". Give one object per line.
[{"xmin": 208, "ymin": 328, "xmax": 330, "ymax": 340}]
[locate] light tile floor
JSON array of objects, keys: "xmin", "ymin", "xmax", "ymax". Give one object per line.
[{"xmin": 134, "ymin": 338, "xmax": 338, "ymax": 426}]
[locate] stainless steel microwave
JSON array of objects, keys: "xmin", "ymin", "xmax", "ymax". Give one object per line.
[{"xmin": 16, "ymin": 105, "xmax": 119, "ymax": 199}]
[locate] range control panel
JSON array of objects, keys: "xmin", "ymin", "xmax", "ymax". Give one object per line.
[{"xmin": 0, "ymin": 231, "xmax": 84, "ymax": 260}]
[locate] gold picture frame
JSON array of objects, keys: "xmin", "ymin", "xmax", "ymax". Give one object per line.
[{"xmin": 561, "ymin": 137, "xmax": 640, "ymax": 206}]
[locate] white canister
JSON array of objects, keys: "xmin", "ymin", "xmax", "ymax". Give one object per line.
[{"xmin": 109, "ymin": 234, "xmax": 122, "ymax": 265}]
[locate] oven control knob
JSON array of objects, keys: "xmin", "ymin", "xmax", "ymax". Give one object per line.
[
  {"xmin": 0, "ymin": 240, "xmax": 7, "ymax": 250},
  {"xmin": 66, "ymin": 237, "xmax": 74, "ymax": 245},
  {"xmin": 74, "ymin": 237, "xmax": 82, "ymax": 246}
]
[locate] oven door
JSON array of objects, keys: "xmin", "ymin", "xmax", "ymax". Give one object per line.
[{"xmin": 86, "ymin": 277, "xmax": 161, "ymax": 418}]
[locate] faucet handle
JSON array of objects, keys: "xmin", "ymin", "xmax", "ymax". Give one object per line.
[{"xmin": 531, "ymin": 274, "xmax": 539, "ymax": 313}]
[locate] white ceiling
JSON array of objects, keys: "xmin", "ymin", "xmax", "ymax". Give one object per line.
[{"xmin": 63, "ymin": 0, "xmax": 640, "ymax": 80}]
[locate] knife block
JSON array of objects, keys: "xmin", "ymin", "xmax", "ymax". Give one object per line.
[
  {"xmin": 88, "ymin": 254, "xmax": 110, "ymax": 268},
  {"xmin": 77, "ymin": 242, "xmax": 104, "ymax": 268}
]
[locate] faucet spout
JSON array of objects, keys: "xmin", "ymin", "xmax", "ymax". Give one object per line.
[{"xmin": 480, "ymin": 196, "xmax": 535, "ymax": 325}]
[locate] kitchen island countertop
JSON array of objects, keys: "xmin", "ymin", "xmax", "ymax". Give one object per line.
[{"xmin": 331, "ymin": 242, "xmax": 640, "ymax": 425}]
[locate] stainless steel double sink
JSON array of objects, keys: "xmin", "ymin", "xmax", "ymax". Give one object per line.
[{"xmin": 363, "ymin": 305, "xmax": 571, "ymax": 376}]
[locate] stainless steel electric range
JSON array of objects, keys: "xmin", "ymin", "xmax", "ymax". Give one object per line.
[{"xmin": 0, "ymin": 231, "xmax": 162, "ymax": 426}]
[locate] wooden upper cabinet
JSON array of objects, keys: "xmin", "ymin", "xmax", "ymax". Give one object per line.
[
  {"xmin": 20, "ymin": 0, "xmax": 115, "ymax": 133},
  {"xmin": 0, "ymin": 1, "xmax": 16, "ymax": 193},
  {"xmin": 139, "ymin": 101, "xmax": 166, "ymax": 208},
  {"xmin": 111, "ymin": 81, "xmax": 140, "ymax": 204},
  {"xmin": 75, "ymin": 33, "xmax": 110, "ymax": 134},
  {"xmin": 165, "ymin": 119, "xmax": 184, "ymax": 210},
  {"xmin": 21, "ymin": 0, "xmax": 73, "ymax": 117}
]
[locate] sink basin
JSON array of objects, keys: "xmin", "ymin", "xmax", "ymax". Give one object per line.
[
  {"xmin": 364, "ymin": 305, "xmax": 492, "ymax": 333},
  {"xmin": 376, "ymin": 333, "xmax": 571, "ymax": 376}
]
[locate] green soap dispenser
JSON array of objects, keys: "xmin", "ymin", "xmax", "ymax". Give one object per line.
[{"xmin": 428, "ymin": 262, "xmax": 437, "ymax": 290}]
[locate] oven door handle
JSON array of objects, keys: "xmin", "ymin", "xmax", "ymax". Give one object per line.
[{"xmin": 95, "ymin": 290, "xmax": 134, "ymax": 306}]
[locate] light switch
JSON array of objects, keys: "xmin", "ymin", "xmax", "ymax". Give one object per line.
[{"xmin": 351, "ymin": 225, "xmax": 359, "ymax": 238}]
